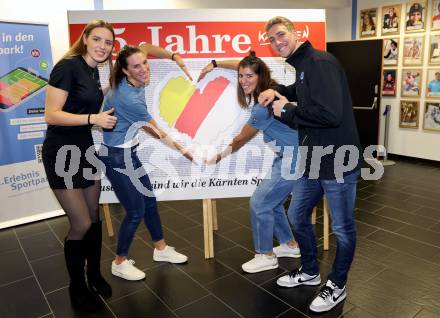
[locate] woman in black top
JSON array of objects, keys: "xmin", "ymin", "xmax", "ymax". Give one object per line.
[{"xmin": 42, "ymin": 20, "xmax": 116, "ymax": 312}]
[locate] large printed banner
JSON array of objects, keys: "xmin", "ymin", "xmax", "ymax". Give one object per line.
[
  {"xmin": 69, "ymin": 21, "xmax": 326, "ymax": 58},
  {"xmin": 68, "ymin": 9, "xmax": 326, "ymax": 203},
  {"xmin": 0, "ymin": 21, "xmax": 63, "ymax": 229}
]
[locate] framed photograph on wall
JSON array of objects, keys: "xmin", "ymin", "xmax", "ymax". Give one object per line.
[
  {"xmin": 360, "ymin": 8, "xmax": 378, "ymax": 38},
  {"xmin": 400, "ymin": 100, "xmax": 420, "ymax": 128},
  {"xmin": 429, "ymin": 34, "xmax": 440, "ymax": 64},
  {"xmin": 405, "ymin": 1, "xmax": 426, "ymax": 32},
  {"xmin": 382, "ymin": 4, "xmax": 402, "ymax": 35},
  {"xmin": 403, "ymin": 36, "xmax": 424, "ymax": 65},
  {"xmin": 426, "ymin": 68, "xmax": 440, "ymax": 97},
  {"xmin": 423, "ymin": 101, "xmax": 440, "ymax": 130},
  {"xmin": 383, "ymin": 38, "xmax": 399, "ymax": 65},
  {"xmin": 432, "ymin": 0, "xmax": 440, "ymax": 30},
  {"xmin": 383, "ymin": 69, "xmax": 397, "ymax": 96},
  {"xmin": 401, "ymin": 69, "xmax": 422, "ymax": 97}
]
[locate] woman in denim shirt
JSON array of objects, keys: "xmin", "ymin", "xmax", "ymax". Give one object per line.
[
  {"xmin": 100, "ymin": 45, "xmax": 192, "ymax": 281},
  {"xmin": 198, "ymin": 51, "xmax": 301, "ymax": 273}
]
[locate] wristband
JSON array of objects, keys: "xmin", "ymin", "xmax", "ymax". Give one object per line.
[
  {"xmin": 87, "ymin": 113, "xmax": 92, "ymax": 125},
  {"xmin": 171, "ymin": 53, "xmax": 176, "ymax": 61},
  {"xmin": 211, "ymin": 59, "xmax": 218, "ymax": 68}
]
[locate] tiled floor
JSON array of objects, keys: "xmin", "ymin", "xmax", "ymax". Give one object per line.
[{"xmin": 1, "ymin": 157, "xmax": 440, "ymax": 318}]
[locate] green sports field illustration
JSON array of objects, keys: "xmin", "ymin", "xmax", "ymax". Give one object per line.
[{"xmin": 0, "ymin": 67, "xmax": 47, "ymax": 109}]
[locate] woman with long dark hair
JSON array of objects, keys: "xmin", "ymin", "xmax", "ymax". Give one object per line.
[
  {"xmin": 99, "ymin": 45, "xmax": 191, "ymax": 281},
  {"xmin": 198, "ymin": 52, "xmax": 301, "ymax": 274},
  {"xmin": 43, "ymin": 20, "xmax": 116, "ymax": 312}
]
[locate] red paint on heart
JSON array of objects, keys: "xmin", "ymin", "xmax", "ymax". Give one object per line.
[{"xmin": 175, "ymin": 76, "xmax": 230, "ymax": 138}]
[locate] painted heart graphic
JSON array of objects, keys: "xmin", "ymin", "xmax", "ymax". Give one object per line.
[
  {"xmin": 160, "ymin": 76, "xmax": 230, "ymax": 138},
  {"xmin": 152, "ymin": 70, "xmax": 249, "ymax": 149}
]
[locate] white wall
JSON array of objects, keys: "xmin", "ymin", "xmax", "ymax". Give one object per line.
[
  {"xmin": 103, "ymin": 1, "xmax": 353, "ymax": 49},
  {"xmin": 0, "ymin": 0, "xmax": 95, "ymax": 62},
  {"xmin": 357, "ymin": 0, "xmax": 440, "ymax": 161},
  {"xmin": 326, "ymin": 8, "xmax": 352, "ymax": 42},
  {"xmin": 103, "ymin": 0, "xmax": 350, "ymax": 9}
]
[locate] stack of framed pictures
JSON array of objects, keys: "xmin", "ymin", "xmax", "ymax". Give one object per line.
[{"xmin": 362, "ymin": 1, "xmax": 440, "ymax": 132}]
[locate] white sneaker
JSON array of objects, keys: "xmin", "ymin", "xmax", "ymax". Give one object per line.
[
  {"xmin": 277, "ymin": 267, "xmax": 321, "ymax": 287},
  {"xmin": 111, "ymin": 259, "xmax": 146, "ymax": 281},
  {"xmin": 273, "ymin": 243, "xmax": 301, "ymax": 258},
  {"xmin": 241, "ymin": 254, "xmax": 278, "ymax": 273},
  {"xmin": 153, "ymin": 246, "xmax": 188, "ymax": 264},
  {"xmin": 309, "ymin": 279, "xmax": 346, "ymax": 313}
]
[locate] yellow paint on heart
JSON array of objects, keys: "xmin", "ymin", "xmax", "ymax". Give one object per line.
[{"xmin": 159, "ymin": 76, "xmax": 196, "ymax": 126}]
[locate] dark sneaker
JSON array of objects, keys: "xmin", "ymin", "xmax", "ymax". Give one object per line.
[
  {"xmin": 309, "ymin": 279, "xmax": 347, "ymax": 313},
  {"xmin": 276, "ymin": 267, "xmax": 321, "ymax": 287}
]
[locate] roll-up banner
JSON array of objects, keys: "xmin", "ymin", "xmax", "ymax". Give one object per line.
[{"xmin": 0, "ymin": 21, "xmax": 63, "ymax": 229}]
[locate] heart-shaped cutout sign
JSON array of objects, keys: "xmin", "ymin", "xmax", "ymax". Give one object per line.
[{"xmin": 152, "ymin": 70, "xmax": 249, "ymax": 150}]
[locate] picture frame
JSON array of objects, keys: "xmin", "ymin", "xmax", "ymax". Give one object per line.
[
  {"xmin": 399, "ymin": 100, "xmax": 420, "ymax": 128},
  {"xmin": 401, "ymin": 69, "xmax": 422, "ymax": 97},
  {"xmin": 431, "ymin": 0, "xmax": 440, "ymax": 30},
  {"xmin": 360, "ymin": 8, "xmax": 378, "ymax": 38},
  {"xmin": 423, "ymin": 101, "xmax": 440, "ymax": 130},
  {"xmin": 405, "ymin": 1, "xmax": 426, "ymax": 32},
  {"xmin": 403, "ymin": 36, "xmax": 424, "ymax": 65},
  {"xmin": 426, "ymin": 68, "xmax": 440, "ymax": 97},
  {"xmin": 428, "ymin": 34, "xmax": 440, "ymax": 64},
  {"xmin": 383, "ymin": 38, "xmax": 399, "ymax": 65},
  {"xmin": 382, "ymin": 69, "xmax": 397, "ymax": 96},
  {"xmin": 382, "ymin": 4, "xmax": 402, "ymax": 35}
]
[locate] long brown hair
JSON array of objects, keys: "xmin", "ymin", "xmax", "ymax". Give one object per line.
[
  {"xmin": 63, "ymin": 19, "xmax": 115, "ymax": 69},
  {"xmin": 237, "ymin": 51, "xmax": 277, "ymax": 108},
  {"xmin": 110, "ymin": 45, "xmax": 143, "ymax": 89}
]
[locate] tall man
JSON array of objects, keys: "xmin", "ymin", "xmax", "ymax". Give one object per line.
[{"xmin": 258, "ymin": 16, "xmax": 362, "ymax": 313}]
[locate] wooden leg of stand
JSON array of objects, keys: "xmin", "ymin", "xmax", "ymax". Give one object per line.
[
  {"xmin": 203, "ymin": 199, "xmax": 214, "ymax": 259},
  {"xmin": 323, "ymin": 197, "xmax": 329, "ymax": 251},
  {"xmin": 212, "ymin": 199, "xmax": 218, "ymax": 231},
  {"xmin": 102, "ymin": 204, "xmax": 114, "ymax": 237},
  {"xmin": 311, "ymin": 207, "xmax": 317, "ymax": 224}
]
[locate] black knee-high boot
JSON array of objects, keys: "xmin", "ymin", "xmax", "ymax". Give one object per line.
[
  {"xmin": 64, "ymin": 240, "xmax": 101, "ymax": 312},
  {"xmin": 84, "ymin": 221, "xmax": 112, "ymax": 298}
]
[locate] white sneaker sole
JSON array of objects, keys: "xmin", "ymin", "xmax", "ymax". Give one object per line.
[
  {"xmin": 153, "ymin": 256, "xmax": 188, "ymax": 264},
  {"xmin": 242, "ymin": 263, "xmax": 278, "ymax": 273},
  {"xmin": 277, "ymin": 277, "xmax": 321, "ymax": 288},
  {"xmin": 309, "ymin": 291, "xmax": 347, "ymax": 312},
  {"xmin": 111, "ymin": 269, "xmax": 145, "ymax": 281},
  {"xmin": 274, "ymin": 252, "xmax": 301, "ymax": 258}
]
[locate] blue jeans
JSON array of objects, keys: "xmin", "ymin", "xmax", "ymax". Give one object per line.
[
  {"xmin": 99, "ymin": 145, "xmax": 164, "ymax": 256},
  {"xmin": 250, "ymin": 155, "xmax": 295, "ymax": 254},
  {"xmin": 287, "ymin": 170, "xmax": 359, "ymax": 287}
]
